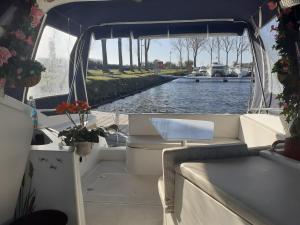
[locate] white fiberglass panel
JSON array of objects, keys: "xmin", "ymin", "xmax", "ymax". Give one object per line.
[{"xmin": 27, "ymin": 26, "xmax": 77, "ymax": 99}]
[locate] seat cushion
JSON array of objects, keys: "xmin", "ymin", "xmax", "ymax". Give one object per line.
[
  {"xmin": 127, "ymin": 135, "xmax": 242, "ymax": 149},
  {"xmin": 176, "ymin": 156, "xmax": 300, "ymax": 225}
]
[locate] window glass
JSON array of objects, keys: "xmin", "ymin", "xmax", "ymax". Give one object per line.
[
  {"xmin": 27, "ymin": 26, "xmax": 77, "ymax": 99},
  {"xmin": 89, "ymin": 34, "xmax": 253, "ymax": 114}
]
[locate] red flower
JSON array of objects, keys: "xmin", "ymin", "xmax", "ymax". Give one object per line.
[
  {"xmin": 56, "ymin": 102, "xmax": 71, "ymax": 114},
  {"xmin": 56, "ymin": 101, "xmax": 90, "ymax": 114},
  {"xmin": 75, "ymin": 101, "xmax": 90, "ymax": 111},
  {"xmin": 68, "ymin": 103, "xmax": 78, "ymax": 113},
  {"xmin": 267, "ymin": 1, "xmax": 278, "ymax": 11}
]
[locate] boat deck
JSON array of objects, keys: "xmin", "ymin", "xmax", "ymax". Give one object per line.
[{"xmin": 82, "ymin": 161, "xmax": 163, "ymax": 225}]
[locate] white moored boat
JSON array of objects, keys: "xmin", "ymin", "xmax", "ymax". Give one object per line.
[{"xmin": 0, "ymin": 1, "xmax": 299, "ymax": 225}]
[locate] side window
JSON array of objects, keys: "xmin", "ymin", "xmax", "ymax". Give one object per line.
[{"xmin": 27, "ymin": 26, "xmax": 77, "ymax": 99}]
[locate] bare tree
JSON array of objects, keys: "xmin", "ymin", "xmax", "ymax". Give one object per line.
[
  {"xmin": 184, "ymin": 38, "xmax": 192, "ymax": 65},
  {"xmin": 172, "ymin": 39, "xmax": 185, "ymax": 68},
  {"xmin": 240, "ymin": 36, "xmax": 250, "ymax": 70},
  {"xmin": 221, "ymin": 36, "xmax": 234, "ymax": 67},
  {"xmin": 234, "ymin": 37, "xmax": 242, "ymax": 65},
  {"xmin": 190, "ymin": 37, "xmax": 206, "ymax": 67},
  {"xmin": 144, "ymin": 39, "xmax": 151, "ymax": 70},
  {"xmin": 234, "ymin": 36, "xmax": 249, "ymax": 66},
  {"xmin": 101, "ymin": 39, "xmax": 108, "ymax": 72},
  {"xmin": 129, "ymin": 37, "xmax": 133, "ymax": 71},
  {"xmin": 137, "ymin": 39, "xmax": 141, "ymax": 70},
  {"xmin": 118, "ymin": 38, "xmax": 123, "ymax": 72},
  {"xmin": 204, "ymin": 37, "xmax": 215, "ymax": 65},
  {"xmin": 215, "ymin": 37, "xmax": 222, "ymax": 64}
]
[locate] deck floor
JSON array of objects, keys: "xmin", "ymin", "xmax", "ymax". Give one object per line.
[
  {"xmin": 82, "ymin": 161, "xmax": 163, "ymax": 225},
  {"xmin": 92, "ymin": 111, "xmax": 129, "ymax": 135}
]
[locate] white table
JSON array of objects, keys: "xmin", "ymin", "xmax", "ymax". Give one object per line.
[{"xmin": 150, "ymin": 118, "xmax": 214, "ymax": 146}]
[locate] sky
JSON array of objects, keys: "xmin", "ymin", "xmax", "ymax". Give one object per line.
[
  {"xmin": 88, "ymin": 36, "xmax": 253, "ymax": 67},
  {"xmin": 36, "ymin": 25, "xmax": 253, "ymax": 67}
]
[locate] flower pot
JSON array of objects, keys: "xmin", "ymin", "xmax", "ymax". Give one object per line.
[
  {"xmin": 16, "ymin": 75, "xmax": 41, "ymax": 88},
  {"xmin": 283, "ymin": 137, "xmax": 300, "ymax": 161},
  {"xmin": 75, "ymin": 142, "xmax": 92, "ymax": 157}
]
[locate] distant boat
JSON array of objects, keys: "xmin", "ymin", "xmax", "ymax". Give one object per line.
[
  {"xmin": 230, "ymin": 65, "xmax": 251, "ymax": 78},
  {"xmin": 191, "ymin": 66, "xmax": 207, "ymax": 76},
  {"xmin": 207, "ymin": 63, "xmax": 228, "ymax": 77}
]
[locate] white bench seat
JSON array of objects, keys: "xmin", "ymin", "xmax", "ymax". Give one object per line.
[{"xmin": 176, "ymin": 156, "xmax": 300, "ymax": 225}]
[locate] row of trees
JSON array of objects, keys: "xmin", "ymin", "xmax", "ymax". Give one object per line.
[
  {"xmin": 101, "ymin": 38, "xmax": 151, "ymax": 72},
  {"xmin": 97, "ymin": 35, "xmax": 250, "ymax": 72},
  {"xmin": 171, "ymin": 36, "xmax": 249, "ymax": 68}
]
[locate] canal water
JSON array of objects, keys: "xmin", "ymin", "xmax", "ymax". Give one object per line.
[{"xmin": 97, "ymin": 78, "xmax": 251, "ymax": 114}]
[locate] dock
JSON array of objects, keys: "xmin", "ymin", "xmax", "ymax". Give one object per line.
[{"xmin": 92, "ymin": 111, "xmax": 129, "ymax": 135}]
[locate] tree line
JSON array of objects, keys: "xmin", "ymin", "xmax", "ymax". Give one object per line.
[
  {"xmin": 171, "ymin": 35, "xmax": 250, "ymax": 68},
  {"xmin": 92, "ymin": 35, "xmax": 250, "ymax": 72},
  {"xmin": 99, "ymin": 38, "xmax": 152, "ymax": 72}
]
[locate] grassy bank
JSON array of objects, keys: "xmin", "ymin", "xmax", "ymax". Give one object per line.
[{"xmin": 86, "ymin": 69, "xmax": 187, "ymax": 107}]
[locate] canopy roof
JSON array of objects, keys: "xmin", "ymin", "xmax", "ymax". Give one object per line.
[{"xmin": 44, "ymin": 0, "xmax": 275, "ymax": 37}]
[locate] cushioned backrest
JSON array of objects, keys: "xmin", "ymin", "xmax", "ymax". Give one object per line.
[
  {"xmin": 128, "ymin": 114, "xmax": 240, "ymax": 138},
  {"xmin": 239, "ymin": 115, "xmax": 286, "ymax": 148}
]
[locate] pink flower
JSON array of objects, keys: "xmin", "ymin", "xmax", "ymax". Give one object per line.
[
  {"xmin": 0, "ymin": 47, "xmax": 12, "ymax": 67},
  {"xmin": 25, "ymin": 36, "xmax": 34, "ymax": 46},
  {"xmin": 283, "ymin": 103, "xmax": 289, "ymax": 110},
  {"xmin": 30, "ymin": 6, "xmax": 44, "ymax": 28},
  {"xmin": 12, "ymin": 30, "xmax": 26, "ymax": 40},
  {"xmin": 286, "ymin": 22, "xmax": 295, "ymax": 30},
  {"xmin": 282, "ymin": 8, "xmax": 292, "ymax": 15},
  {"xmin": 0, "ymin": 78, "xmax": 6, "ymax": 88},
  {"xmin": 267, "ymin": 1, "xmax": 278, "ymax": 11},
  {"xmin": 10, "ymin": 50, "xmax": 17, "ymax": 57},
  {"xmin": 17, "ymin": 68, "xmax": 23, "ymax": 74}
]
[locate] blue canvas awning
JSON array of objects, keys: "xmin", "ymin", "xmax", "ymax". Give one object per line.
[
  {"xmin": 90, "ymin": 20, "xmax": 249, "ymax": 39},
  {"xmin": 45, "ymin": 0, "xmax": 276, "ymax": 37}
]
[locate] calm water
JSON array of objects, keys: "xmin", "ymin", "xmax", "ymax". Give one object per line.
[{"xmin": 97, "ymin": 78, "xmax": 251, "ymax": 114}]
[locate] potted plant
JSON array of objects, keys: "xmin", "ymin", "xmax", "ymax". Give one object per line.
[
  {"xmin": 56, "ymin": 101, "xmax": 116, "ymax": 159},
  {"xmin": 268, "ymin": 1, "xmax": 300, "ymax": 159},
  {"xmin": 0, "ymin": 0, "xmax": 45, "ymax": 91}
]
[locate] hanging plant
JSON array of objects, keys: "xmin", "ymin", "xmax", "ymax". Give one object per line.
[
  {"xmin": 268, "ymin": 0, "xmax": 300, "ymax": 159},
  {"xmin": 0, "ymin": 0, "xmax": 45, "ymax": 88}
]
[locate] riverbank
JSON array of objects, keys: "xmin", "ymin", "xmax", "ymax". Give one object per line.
[{"xmin": 86, "ymin": 69, "xmax": 187, "ymax": 107}]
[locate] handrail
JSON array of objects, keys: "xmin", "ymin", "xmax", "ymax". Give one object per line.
[{"xmin": 271, "ymin": 140, "xmax": 285, "ymax": 152}]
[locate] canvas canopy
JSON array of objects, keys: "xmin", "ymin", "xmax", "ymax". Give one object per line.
[{"xmin": 0, "ymin": 0, "xmax": 280, "ymax": 112}]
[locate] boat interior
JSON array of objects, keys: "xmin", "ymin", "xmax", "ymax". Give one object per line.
[{"xmin": 1, "ymin": 0, "xmax": 299, "ymax": 225}]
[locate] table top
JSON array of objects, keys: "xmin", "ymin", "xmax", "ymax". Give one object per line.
[{"xmin": 150, "ymin": 118, "xmax": 214, "ymax": 141}]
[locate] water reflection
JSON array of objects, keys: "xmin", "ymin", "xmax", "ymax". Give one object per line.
[{"xmin": 98, "ymin": 78, "xmax": 251, "ymax": 114}]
